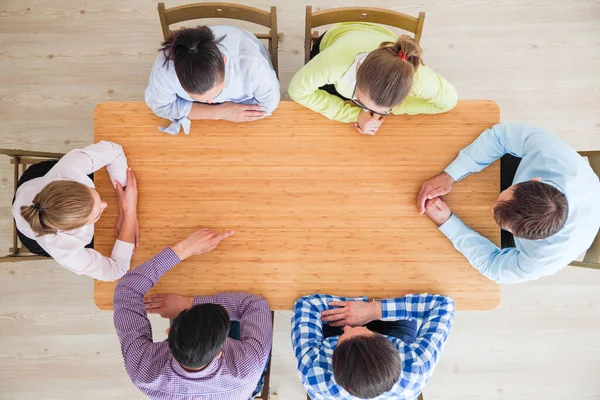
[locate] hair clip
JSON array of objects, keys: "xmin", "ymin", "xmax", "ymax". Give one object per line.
[
  {"xmin": 398, "ymin": 50, "xmax": 408, "ymax": 61},
  {"xmin": 31, "ymin": 203, "xmax": 43, "ymax": 211}
]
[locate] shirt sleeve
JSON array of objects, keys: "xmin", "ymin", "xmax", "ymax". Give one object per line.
[
  {"xmin": 249, "ymin": 58, "xmax": 280, "ymax": 115},
  {"xmin": 291, "ymin": 294, "xmax": 367, "ymax": 390},
  {"xmin": 192, "ymin": 292, "xmax": 273, "ymax": 376},
  {"xmin": 144, "ymin": 60, "xmax": 193, "ymax": 135},
  {"xmin": 444, "ymin": 122, "xmax": 552, "ymax": 182},
  {"xmin": 392, "ymin": 65, "xmax": 458, "ymax": 116},
  {"xmin": 287, "ymin": 52, "xmax": 361, "ymax": 123},
  {"xmin": 380, "ymin": 293, "xmax": 455, "ymax": 379},
  {"xmin": 113, "ymin": 248, "xmax": 181, "ymax": 385},
  {"xmin": 438, "ymin": 214, "xmax": 555, "ymax": 284},
  {"xmin": 39, "ymin": 236, "xmax": 134, "ymax": 282},
  {"xmin": 56, "ymin": 141, "xmax": 129, "ymax": 187}
]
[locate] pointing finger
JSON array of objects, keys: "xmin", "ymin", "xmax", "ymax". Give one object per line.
[{"xmin": 217, "ymin": 230, "xmax": 235, "ymax": 242}]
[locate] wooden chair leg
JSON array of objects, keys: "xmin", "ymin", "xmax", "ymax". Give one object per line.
[{"xmin": 258, "ymin": 311, "xmax": 275, "ymax": 399}]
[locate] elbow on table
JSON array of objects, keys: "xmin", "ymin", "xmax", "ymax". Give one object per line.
[
  {"xmin": 146, "ymin": 101, "xmax": 173, "ymax": 120},
  {"xmin": 287, "ymin": 77, "xmax": 311, "ymax": 106},
  {"xmin": 435, "ymin": 86, "xmax": 459, "ymax": 114}
]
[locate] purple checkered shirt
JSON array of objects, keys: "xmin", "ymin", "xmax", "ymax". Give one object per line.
[{"xmin": 113, "ymin": 248, "xmax": 273, "ymax": 400}]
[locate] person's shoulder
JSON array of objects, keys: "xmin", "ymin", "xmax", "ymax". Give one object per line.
[{"xmin": 149, "ymin": 50, "xmax": 171, "ymax": 73}]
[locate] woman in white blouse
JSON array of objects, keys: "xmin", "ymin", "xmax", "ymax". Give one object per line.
[{"xmin": 11, "ymin": 141, "xmax": 138, "ymax": 281}]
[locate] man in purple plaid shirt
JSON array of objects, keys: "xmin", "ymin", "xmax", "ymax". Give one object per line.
[{"xmin": 113, "ymin": 228, "xmax": 273, "ymax": 400}]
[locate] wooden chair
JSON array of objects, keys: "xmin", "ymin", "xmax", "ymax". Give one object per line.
[
  {"xmin": 0, "ymin": 148, "xmax": 64, "ymax": 263},
  {"xmin": 256, "ymin": 310, "xmax": 275, "ymax": 399},
  {"xmin": 305, "ymin": 6, "xmax": 425, "ymax": 64},
  {"xmin": 570, "ymin": 150, "xmax": 600, "ymax": 270},
  {"xmin": 157, "ymin": 2, "xmax": 281, "ymax": 76}
]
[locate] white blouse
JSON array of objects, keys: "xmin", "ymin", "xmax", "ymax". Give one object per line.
[{"xmin": 11, "ymin": 141, "xmax": 134, "ymax": 281}]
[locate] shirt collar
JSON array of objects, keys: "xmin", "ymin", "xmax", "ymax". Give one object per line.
[
  {"xmin": 214, "ymin": 42, "xmax": 231, "ymax": 101},
  {"xmin": 338, "ymin": 52, "xmax": 369, "ymax": 89},
  {"xmin": 170, "ymin": 354, "xmax": 221, "ymax": 379}
]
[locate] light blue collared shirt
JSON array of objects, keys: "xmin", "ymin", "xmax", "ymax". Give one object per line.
[
  {"xmin": 439, "ymin": 122, "xmax": 600, "ymax": 284},
  {"xmin": 145, "ymin": 25, "xmax": 280, "ymax": 134}
]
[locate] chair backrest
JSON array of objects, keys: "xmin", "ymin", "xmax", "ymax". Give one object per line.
[
  {"xmin": 571, "ymin": 150, "xmax": 600, "ymax": 269},
  {"xmin": 304, "ymin": 6, "xmax": 425, "ymax": 64},
  {"xmin": 157, "ymin": 2, "xmax": 279, "ymax": 75}
]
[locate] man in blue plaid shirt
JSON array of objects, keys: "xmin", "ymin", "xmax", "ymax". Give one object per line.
[{"xmin": 291, "ymin": 293, "xmax": 455, "ymax": 399}]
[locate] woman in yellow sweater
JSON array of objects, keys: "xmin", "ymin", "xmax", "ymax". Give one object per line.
[{"xmin": 288, "ymin": 23, "xmax": 458, "ymax": 135}]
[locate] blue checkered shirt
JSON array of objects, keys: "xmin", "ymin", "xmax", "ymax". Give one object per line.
[{"xmin": 291, "ymin": 294, "xmax": 455, "ymax": 400}]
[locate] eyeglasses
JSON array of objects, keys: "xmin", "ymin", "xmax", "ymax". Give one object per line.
[{"xmin": 351, "ymin": 86, "xmax": 392, "ymax": 117}]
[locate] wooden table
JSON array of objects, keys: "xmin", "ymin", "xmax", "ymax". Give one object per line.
[{"xmin": 94, "ymin": 101, "xmax": 500, "ymax": 311}]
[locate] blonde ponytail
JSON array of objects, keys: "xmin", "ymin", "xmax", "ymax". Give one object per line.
[
  {"xmin": 357, "ymin": 35, "xmax": 424, "ymax": 108},
  {"xmin": 20, "ymin": 180, "xmax": 94, "ymax": 236}
]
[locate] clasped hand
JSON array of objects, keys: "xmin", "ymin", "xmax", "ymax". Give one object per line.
[{"xmin": 417, "ymin": 171, "xmax": 455, "ymax": 226}]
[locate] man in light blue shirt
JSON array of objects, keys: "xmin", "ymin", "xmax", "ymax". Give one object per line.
[
  {"xmin": 417, "ymin": 122, "xmax": 600, "ymax": 284},
  {"xmin": 145, "ymin": 25, "xmax": 280, "ymax": 135}
]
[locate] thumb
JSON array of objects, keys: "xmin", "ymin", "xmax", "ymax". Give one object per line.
[
  {"xmin": 427, "ymin": 187, "xmax": 447, "ymax": 199},
  {"xmin": 115, "ymin": 181, "xmax": 123, "ymax": 196}
]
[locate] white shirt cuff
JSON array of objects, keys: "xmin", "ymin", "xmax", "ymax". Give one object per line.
[{"xmin": 111, "ymin": 239, "xmax": 135, "ymax": 271}]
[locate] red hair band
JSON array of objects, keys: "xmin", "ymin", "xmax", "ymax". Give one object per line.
[{"xmin": 398, "ymin": 50, "xmax": 408, "ymax": 60}]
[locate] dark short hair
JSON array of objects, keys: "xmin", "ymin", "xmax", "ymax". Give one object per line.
[
  {"xmin": 161, "ymin": 26, "xmax": 225, "ymax": 95},
  {"xmin": 332, "ymin": 334, "xmax": 402, "ymax": 398},
  {"xmin": 494, "ymin": 180, "xmax": 568, "ymax": 240},
  {"xmin": 168, "ymin": 303, "xmax": 230, "ymax": 369}
]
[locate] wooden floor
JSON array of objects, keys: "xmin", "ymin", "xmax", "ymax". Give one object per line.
[{"xmin": 1, "ymin": 0, "xmax": 599, "ymax": 399}]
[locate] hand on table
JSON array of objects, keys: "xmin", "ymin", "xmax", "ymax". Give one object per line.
[
  {"xmin": 171, "ymin": 228, "xmax": 234, "ymax": 261},
  {"xmin": 417, "ymin": 171, "xmax": 455, "ymax": 214},
  {"xmin": 352, "ymin": 110, "xmax": 384, "ymax": 135},
  {"xmin": 320, "ymin": 300, "xmax": 382, "ymax": 327},
  {"xmin": 145, "ymin": 294, "xmax": 193, "ymax": 319},
  {"xmin": 423, "ymin": 197, "xmax": 452, "ymax": 227},
  {"xmin": 215, "ymin": 102, "xmax": 266, "ymax": 122}
]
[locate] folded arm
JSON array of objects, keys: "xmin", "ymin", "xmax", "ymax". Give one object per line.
[
  {"xmin": 288, "ymin": 52, "xmax": 361, "ymax": 123},
  {"xmin": 381, "ymin": 293, "xmax": 455, "ymax": 375},
  {"xmin": 445, "ymin": 122, "xmax": 554, "ymax": 181},
  {"xmin": 250, "ymin": 58, "xmax": 281, "ymax": 115},
  {"xmin": 56, "ymin": 141, "xmax": 128, "ymax": 186}
]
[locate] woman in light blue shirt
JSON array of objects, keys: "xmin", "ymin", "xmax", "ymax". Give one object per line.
[{"xmin": 145, "ymin": 25, "xmax": 280, "ymax": 134}]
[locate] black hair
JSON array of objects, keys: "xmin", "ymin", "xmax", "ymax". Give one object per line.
[
  {"xmin": 160, "ymin": 26, "xmax": 225, "ymax": 95},
  {"xmin": 332, "ymin": 334, "xmax": 402, "ymax": 398},
  {"xmin": 168, "ymin": 303, "xmax": 230, "ymax": 369}
]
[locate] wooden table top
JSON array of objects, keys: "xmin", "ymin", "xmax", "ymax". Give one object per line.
[{"xmin": 93, "ymin": 100, "xmax": 500, "ymax": 311}]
